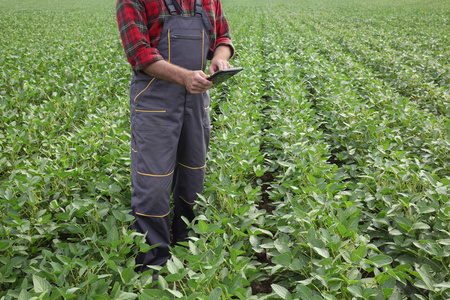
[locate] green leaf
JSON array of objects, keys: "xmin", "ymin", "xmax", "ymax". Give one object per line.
[
  {"xmin": 33, "ymin": 275, "xmax": 51, "ymax": 294},
  {"xmin": 278, "ymin": 226, "xmax": 295, "ymax": 233},
  {"xmin": 254, "ymin": 167, "xmax": 264, "ymax": 177},
  {"xmin": 435, "ymin": 282, "xmax": 450, "ymax": 290},
  {"xmin": 274, "ymin": 239, "xmax": 290, "ymax": 253},
  {"xmin": 319, "ymin": 257, "xmax": 333, "ymax": 266},
  {"xmin": 411, "ymin": 222, "xmax": 430, "ymax": 230},
  {"xmin": 347, "ymin": 285, "xmax": 363, "ymax": 297},
  {"xmin": 0, "ymin": 240, "xmax": 12, "ymax": 251},
  {"xmin": 249, "ymin": 235, "xmax": 263, "ymax": 252},
  {"xmin": 209, "ymin": 287, "xmax": 222, "ymax": 300},
  {"xmin": 244, "ymin": 183, "xmax": 252, "ymax": 194},
  {"xmin": 291, "ymin": 259, "xmax": 305, "ymax": 270},
  {"xmin": 96, "ymin": 182, "xmax": 109, "ymax": 191},
  {"xmin": 107, "ymin": 260, "xmax": 119, "ymax": 273},
  {"xmin": 249, "ymin": 226, "xmax": 273, "ymax": 237},
  {"xmin": 167, "ymin": 289, "xmax": 184, "ymax": 298},
  {"xmin": 272, "ymin": 252, "xmax": 292, "ymax": 267},
  {"xmin": 140, "ymin": 243, "xmax": 152, "ymax": 253},
  {"xmin": 158, "ymin": 275, "xmax": 168, "ymax": 290},
  {"xmin": 172, "ymin": 255, "xmax": 184, "ymax": 270},
  {"xmin": 313, "ymin": 247, "xmax": 329, "ymax": 258},
  {"xmin": 351, "ymin": 245, "xmax": 367, "ymax": 262},
  {"xmin": 121, "ymin": 267, "xmax": 135, "ymax": 283},
  {"xmin": 198, "ymin": 220, "xmax": 209, "ymax": 233},
  {"xmin": 18, "ymin": 289, "xmax": 32, "ymax": 300},
  {"xmin": 116, "ymin": 291, "xmax": 138, "ymax": 300},
  {"xmin": 4, "ymin": 189, "xmax": 13, "ymax": 200},
  {"xmin": 416, "ymin": 265, "xmax": 435, "ymax": 291},
  {"xmin": 108, "ymin": 184, "xmax": 121, "ymax": 193},
  {"xmin": 167, "ymin": 259, "xmax": 179, "ymax": 274},
  {"xmin": 295, "ymin": 285, "xmax": 313, "ymax": 299},
  {"xmin": 366, "ymin": 255, "xmax": 393, "ymax": 267},
  {"xmin": 394, "ymin": 217, "xmax": 412, "ymax": 231},
  {"xmin": 272, "ymin": 284, "xmax": 291, "ymax": 299}
]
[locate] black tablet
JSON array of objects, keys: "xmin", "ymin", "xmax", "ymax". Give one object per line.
[{"xmin": 208, "ymin": 67, "xmax": 243, "ymax": 85}]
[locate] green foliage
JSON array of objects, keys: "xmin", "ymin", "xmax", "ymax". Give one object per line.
[{"xmin": 1, "ymin": 0, "xmax": 449, "ymax": 299}]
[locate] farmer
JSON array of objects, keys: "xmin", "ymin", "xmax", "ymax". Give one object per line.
[{"xmin": 116, "ymin": 0, "xmax": 234, "ymax": 273}]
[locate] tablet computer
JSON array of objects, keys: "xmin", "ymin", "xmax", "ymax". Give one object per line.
[{"xmin": 208, "ymin": 67, "xmax": 243, "ymax": 85}]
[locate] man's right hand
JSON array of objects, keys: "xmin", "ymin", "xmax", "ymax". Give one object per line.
[{"xmin": 183, "ymin": 70, "xmax": 213, "ymax": 94}]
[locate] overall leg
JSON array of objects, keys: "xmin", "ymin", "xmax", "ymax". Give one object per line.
[
  {"xmin": 130, "ymin": 77, "xmax": 183, "ymax": 270},
  {"xmin": 172, "ymin": 91, "xmax": 211, "ymax": 243}
]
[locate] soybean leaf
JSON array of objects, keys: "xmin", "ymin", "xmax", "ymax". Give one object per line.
[{"xmin": 272, "ymin": 284, "xmax": 291, "ymax": 299}]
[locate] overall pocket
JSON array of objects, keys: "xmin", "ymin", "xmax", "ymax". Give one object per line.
[
  {"xmin": 132, "ymin": 78, "xmax": 169, "ymax": 130},
  {"xmin": 169, "ymin": 29, "xmax": 205, "ymax": 70}
]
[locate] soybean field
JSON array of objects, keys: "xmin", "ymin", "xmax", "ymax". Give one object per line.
[{"xmin": 0, "ymin": 0, "xmax": 449, "ymax": 299}]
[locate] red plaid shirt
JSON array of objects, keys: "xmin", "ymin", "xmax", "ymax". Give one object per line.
[{"xmin": 116, "ymin": 0, "xmax": 234, "ymax": 71}]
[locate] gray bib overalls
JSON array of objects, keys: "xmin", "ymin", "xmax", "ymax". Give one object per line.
[{"xmin": 129, "ymin": 0, "xmax": 212, "ymax": 271}]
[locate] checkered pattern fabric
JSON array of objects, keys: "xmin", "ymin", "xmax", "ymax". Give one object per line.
[{"xmin": 116, "ymin": 0, "xmax": 234, "ymax": 71}]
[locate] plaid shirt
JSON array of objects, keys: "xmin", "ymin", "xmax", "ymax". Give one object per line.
[{"xmin": 116, "ymin": 0, "xmax": 234, "ymax": 71}]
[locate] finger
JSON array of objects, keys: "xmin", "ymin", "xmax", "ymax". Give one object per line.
[
  {"xmin": 210, "ymin": 63, "xmax": 221, "ymax": 75},
  {"xmin": 195, "ymin": 71, "xmax": 212, "ymax": 83},
  {"xmin": 209, "ymin": 65, "xmax": 215, "ymax": 75},
  {"xmin": 216, "ymin": 61, "xmax": 225, "ymax": 71},
  {"xmin": 217, "ymin": 60, "xmax": 232, "ymax": 71},
  {"xmin": 199, "ymin": 71, "xmax": 210, "ymax": 79},
  {"xmin": 190, "ymin": 81, "xmax": 211, "ymax": 94},
  {"xmin": 197, "ymin": 76, "xmax": 213, "ymax": 87}
]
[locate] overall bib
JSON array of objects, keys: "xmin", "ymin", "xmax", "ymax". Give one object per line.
[{"xmin": 129, "ymin": 0, "xmax": 212, "ymax": 271}]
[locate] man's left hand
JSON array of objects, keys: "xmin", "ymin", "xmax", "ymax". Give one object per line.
[
  {"xmin": 209, "ymin": 45, "xmax": 232, "ymax": 75},
  {"xmin": 209, "ymin": 59, "xmax": 231, "ymax": 75}
]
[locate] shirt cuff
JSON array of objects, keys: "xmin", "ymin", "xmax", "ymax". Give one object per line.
[{"xmin": 210, "ymin": 38, "xmax": 235, "ymax": 60}]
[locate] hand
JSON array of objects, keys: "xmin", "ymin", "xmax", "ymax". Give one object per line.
[
  {"xmin": 209, "ymin": 58, "xmax": 232, "ymax": 76},
  {"xmin": 183, "ymin": 70, "xmax": 213, "ymax": 94}
]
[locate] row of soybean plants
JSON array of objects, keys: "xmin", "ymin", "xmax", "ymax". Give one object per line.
[
  {"xmin": 296, "ymin": 2, "xmax": 449, "ymax": 172},
  {"xmin": 273, "ymin": 1, "xmax": 449, "ymax": 299},
  {"xmin": 0, "ymin": 2, "xmax": 157, "ymax": 299},
  {"xmin": 314, "ymin": 3, "xmax": 449, "ymax": 117},
  {"xmin": 235, "ymin": 5, "xmax": 380, "ymax": 299}
]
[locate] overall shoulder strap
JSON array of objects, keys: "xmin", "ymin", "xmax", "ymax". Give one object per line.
[
  {"xmin": 173, "ymin": 0, "xmax": 183, "ymax": 13},
  {"xmin": 196, "ymin": 0, "xmax": 212, "ymax": 30},
  {"xmin": 164, "ymin": 0, "xmax": 182, "ymax": 15},
  {"xmin": 195, "ymin": 0, "xmax": 203, "ymax": 16}
]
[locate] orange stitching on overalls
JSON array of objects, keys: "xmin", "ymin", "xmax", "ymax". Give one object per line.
[
  {"xmin": 136, "ymin": 211, "xmax": 170, "ymax": 218},
  {"xmin": 137, "ymin": 170, "xmax": 175, "ymax": 177},
  {"xmin": 132, "ymin": 148, "xmax": 137, "ymax": 153},
  {"xmin": 168, "ymin": 29, "xmax": 171, "ymax": 63},
  {"xmin": 179, "ymin": 196, "xmax": 195, "ymax": 205},
  {"xmin": 134, "ymin": 78, "xmax": 155, "ymax": 102},
  {"xmin": 178, "ymin": 162, "xmax": 205, "ymax": 170},
  {"xmin": 204, "ymin": 106, "xmax": 210, "ymax": 110},
  {"xmin": 201, "ymin": 29, "xmax": 205, "ymax": 70},
  {"xmin": 135, "ymin": 109, "xmax": 167, "ymax": 113}
]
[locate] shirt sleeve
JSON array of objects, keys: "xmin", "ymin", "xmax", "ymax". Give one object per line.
[
  {"xmin": 210, "ymin": 0, "xmax": 235, "ymax": 59},
  {"xmin": 116, "ymin": 0, "xmax": 164, "ymax": 71}
]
